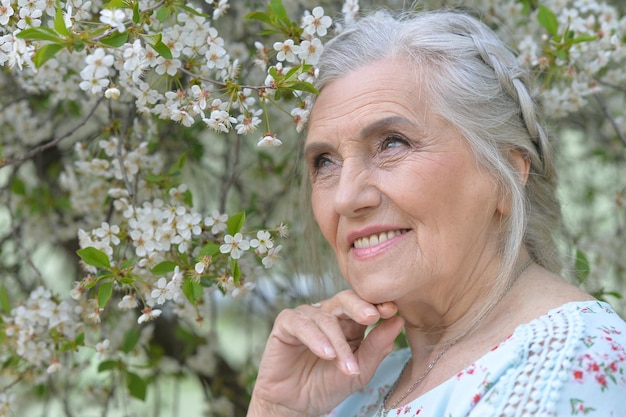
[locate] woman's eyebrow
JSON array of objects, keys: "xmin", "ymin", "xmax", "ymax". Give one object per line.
[
  {"xmin": 359, "ymin": 116, "xmax": 416, "ymax": 138},
  {"xmin": 303, "ymin": 116, "xmax": 417, "ymax": 158},
  {"xmin": 303, "ymin": 141, "xmax": 333, "ymax": 160}
]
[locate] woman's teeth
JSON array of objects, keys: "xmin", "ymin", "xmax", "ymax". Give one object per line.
[{"xmin": 353, "ymin": 230, "xmax": 404, "ymax": 249}]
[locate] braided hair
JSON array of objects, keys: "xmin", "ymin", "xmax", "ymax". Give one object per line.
[{"xmin": 312, "ymin": 10, "xmax": 564, "ymax": 313}]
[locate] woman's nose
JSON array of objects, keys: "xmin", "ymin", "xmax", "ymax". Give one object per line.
[{"xmin": 333, "ymin": 160, "xmax": 381, "ymax": 217}]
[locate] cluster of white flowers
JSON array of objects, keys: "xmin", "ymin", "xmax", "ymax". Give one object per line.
[
  {"xmin": 2, "ymin": 287, "xmax": 82, "ymax": 372},
  {"xmin": 468, "ymin": 0, "xmax": 626, "ymax": 118},
  {"xmin": 273, "ymin": 6, "xmax": 328, "ymax": 65},
  {"xmin": 0, "ymin": 0, "xmax": 334, "ymax": 164},
  {"xmin": 79, "ymin": 47, "xmax": 115, "ymax": 94},
  {"xmin": 60, "ymin": 136, "xmax": 164, "ymax": 224},
  {"xmin": 54, "ymin": 128, "xmax": 288, "ymax": 331}
]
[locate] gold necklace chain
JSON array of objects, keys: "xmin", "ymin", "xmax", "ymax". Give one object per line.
[
  {"xmin": 376, "ymin": 341, "xmax": 455, "ymax": 417},
  {"xmin": 376, "ymin": 258, "xmax": 533, "ymax": 417}
]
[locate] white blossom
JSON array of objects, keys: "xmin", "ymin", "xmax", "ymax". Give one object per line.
[
  {"xmin": 219, "ymin": 233, "xmax": 250, "ymax": 260},
  {"xmin": 204, "ymin": 210, "xmax": 228, "ymax": 235},
  {"xmin": 100, "ymin": 9, "xmax": 127, "ymax": 33},
  {"xmin": 262, "ymin": 244, "xmax": 282, "ymax": 268},
  {"xmin": 257, "ymin": 133, "xmax": 283, "ymax": 147},
  {"xmin": 118, "ymin": 294, "xmax": 138, "ymax": 310},
  {"xmin": 302, "ymin": 7, "xmax": 332, "ymax": 37},
  {"xmin": 138, "ymin": 307, "xmax": 162, "ymax": 324},
  {"xmin": 250, "ymin": 230, "xmax": 273, "ymax": 254}
]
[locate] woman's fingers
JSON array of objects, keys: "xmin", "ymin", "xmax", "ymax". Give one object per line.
[
  {"xmin": 272, "ymin": 308, "xmax": 340, "ymax": 360},
  {"xmin": 252, "ymin": 296, "xmax": 404, "ymax": 415},
  {"xmin": 317, "ymin": 289, "xmax": 397, "ymax": 324},
  {"xmin": 271, "ymin": 290, "xmax": 401, "ymax": 377},
  {"xmin": 317, "ymin": 293, "xmax": 402, "ymax": 375},
  {"xmin": 355, "ymin": 315, "xmax": 405, "ymax": 379},
  {"xmin": 376, "ymin": 301, "xmax": 399, "ymax": 319}
]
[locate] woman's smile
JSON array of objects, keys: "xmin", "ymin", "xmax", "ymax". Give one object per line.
[
  {"xmin": 352, "ymin": 228, "xmax": 408, "ymax": 249},
  {"xmin": 306, "ymin": 59, "xmax": 504, "ymax": 306}
]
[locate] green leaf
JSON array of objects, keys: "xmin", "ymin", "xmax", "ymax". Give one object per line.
[
  {"xmin": 572, "ymin": 33, "xmax": 598, "ymax": 44},
  {"xmin": 156, "ymin": 6, "xmax": 170, "ymax": 23},
  {"xmin": 97, "ymin": 359, "xmax": 119, "ymax": 372},
  {"xmin": 73, "ymin": 40, "xmax": 85, "ymax": 52},
  {"xmin": 269, "ymin": 0, "xmax": 289, "ymax": 24},
  {"xmin": 603, "ymin": 291, "xmax": 623, "ymax": 300},
  {"xmin": 168, "ymin": 152, "xmax": 187, "ymax": 175},
  {"xmin": 16, "ymin": 27, "xmax": 62, "ymax": 42},
  {"xmin": 519, "ymin": 0, "xmax": 532, "ymax": 15},
  {"xmin": 284, "ymin": 65, "xmax": 300, "ymax": 80},
  {"xmin": 182, "ymin": 189, "xmax": 193, "ymax": 206},
  {"xmin": 105, "ymin": 0, "xmax": 126, "ymax": 9},
  {"xmin": 144, "ymin": 174, "xmax": 164, "ymax": 183},
  {"xmin": 121, "ymin": 258, "xmax": 135, "ymax": 270},
  {"xmin": 575, "ymin": 249, "xmax": 590, "ymax": 283},
  {"xmin": 245, "ymin": 11, "xmax": 272, "ymax": 25},
  {"xmin": 97, "ymin": 281, "xmax": 114, "ymax": 308},
  {"xmin": 151, "ymin": 261, "xmax": 178, "ymax": 275},
  {"xmin": 132, "ymin": 2, "xmax": 140, "ymax": 23},
  {"xmin": 100, "ymin": 31, "xmax": 129, "ymax": 47},
  {"xmin": 554, "ymin": 50, "xmax": 568, "ymax": 61},
  {"xmin": 290, "ymin": 81, "xmax": 319, "ymax": 95},
  {"xmin": 537, "ymin": 5, "xmax": 558, "ymax": 36},
  {"xmin": 178, "ymin": 4, "xmax": 210, "ymax": 18},
  {"xmin": 121, "ymin": 327, "xmax": 140, "ymax": 354},
  {"xmin": 126, "ymin": 371, "xmax": 147, "ymax": 401},
  {"xmin": 34, "ymin": 43, "xmax": 65, "ymax": 68},
  {"xmin": 268, "ymin": 66, "xmax": 281, "ymax": 80},
  {"xmin": 117, "ymin": 276, "xmax": 135, "ymax": 285},
  {"xmin": 199, "ymin": 277, "xmax": 214, "ymax": 287},
  {"xmin": 0, "ymin": 284, "xmax": 11, "ymax": 314},
  {"xmin": 182, "ymin": 279, "xmax": 203, "ymax": 306},
  {"xmin": 9, "ymin": 177, "xmax": 26, "ymax": 196},
  {"xmin": 54, "ymin": 0, "xmax": 69, "ymax": 36},
  {"xmin": 75, "ymin": 332, "xmax": 85, "ymax": 346},
  {"xmin": 150, "ymin": 36, "xmax": 172, "ymax": 59},
  {"xmin": 77, "ymin": 247, "xmax": 111, "ymax": 269},
  {"xmin": 232, "ymin": 259, "xmax": 241, "ymax": 286},
  {"xmin": 226, "ymin": 211, "xmax": 245, "ymax": 235},
  {"xmin": 199, "ymin": 243, "xmax": 220, "ymax": 257},
  {"xmin": 258, "ymin": 28, "xmax": 282, "ymax": 36}
]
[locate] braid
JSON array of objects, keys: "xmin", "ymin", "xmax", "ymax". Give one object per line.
[
  {"xmin": 468, "ymin": 31, "xmax": 563, "ymax": 273},
  {"xmin": 470, "ymin": 35, "xmax": 543, "ymax": 160}
]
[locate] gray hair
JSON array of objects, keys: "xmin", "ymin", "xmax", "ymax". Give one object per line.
[{"xmin": 309, "ymin": 10, "xmax": 564, "ymax": 309}]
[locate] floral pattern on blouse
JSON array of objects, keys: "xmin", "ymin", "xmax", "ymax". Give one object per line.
[{"xmin": 325, "ymin": 301, "xmax": 626, "ymax": 417}]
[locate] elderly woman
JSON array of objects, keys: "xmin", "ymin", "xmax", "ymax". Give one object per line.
[{"xmin": 247, "ymin": 10, "xmax": 626, "ymax": 417}]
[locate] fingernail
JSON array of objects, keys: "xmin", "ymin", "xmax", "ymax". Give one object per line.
[
  {"xmin": 346, "ymin": 360, "xmax": 360, "ymax": 375},
  {"xmin": 323, "ymin": 345, "xmax": 336, "ymax": 358},
  {"xmin": 363, "ymin": 306, "xmax": 378, "ymax": 317}
]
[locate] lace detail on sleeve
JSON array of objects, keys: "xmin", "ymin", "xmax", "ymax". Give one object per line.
[{"xmin": 499, "ymin": 307, "xmax": 582, "ymax": 417}]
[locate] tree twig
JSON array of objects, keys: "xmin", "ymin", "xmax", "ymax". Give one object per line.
[
  {"xmin": 219, "ymin": 134, "xmax": 241, "ymax": 213},
  {"xmin": 0, "ymin": 97, "xmax": 105, "ymax": 168},
  {"xmin": 593, "ymin": 93, "xmax": 626, "ymax": 147}
]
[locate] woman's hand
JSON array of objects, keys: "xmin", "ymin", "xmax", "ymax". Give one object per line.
[{"xmin": 247, "ymin": 290, "xmax": 405, "ymax": 417}]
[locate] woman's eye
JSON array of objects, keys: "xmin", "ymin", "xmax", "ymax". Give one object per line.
[
  {"xmin": 381, "ymin": 135, "xmax": 409, "ymax": 150},
  {"xmin": 312, "ymin": 154, "xmax": 332, "ymax": 171}
]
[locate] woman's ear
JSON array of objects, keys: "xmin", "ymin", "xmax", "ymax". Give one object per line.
[
  {"xmin": 511, "ymin": 149, "xmax": 530, "ymax": 186},
  {"xmin": 497, "ymin": 149, "xmax": 530, "ymax": 216}
]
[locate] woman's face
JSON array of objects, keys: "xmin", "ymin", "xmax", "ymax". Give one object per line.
[{"xmin": 305, "ymin": 59, "xmax": 506, "ymax": 311}]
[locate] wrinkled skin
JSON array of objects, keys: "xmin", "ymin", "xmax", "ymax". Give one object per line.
[{"xmin": 248, "ymin": 290, "xmax": 404, "ymax": 416}]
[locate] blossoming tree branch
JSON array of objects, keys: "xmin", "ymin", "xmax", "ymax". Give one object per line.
[{"xmin": 0, "ymin": 0, "xmax": 624, "ymax": 415}]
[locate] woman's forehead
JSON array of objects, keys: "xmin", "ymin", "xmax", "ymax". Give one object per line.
[{"xmin": 307, "ymin": 60, "xmax": 432, "ymax": 136}]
